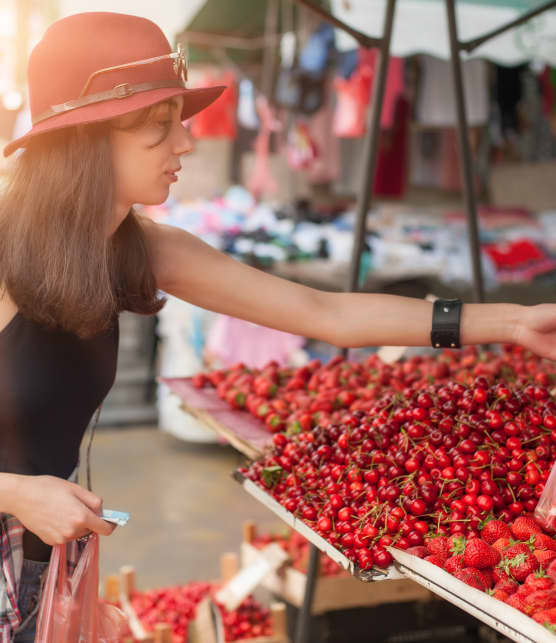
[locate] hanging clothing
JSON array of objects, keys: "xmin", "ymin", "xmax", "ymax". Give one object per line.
[
  {"xmin": 416, "ymin": 55, "xmax": 489, "ymax": 127},
  {"xmin": 191, "ymin": 72, "xmax": 238, "ymax": 139},
  {"xmin": 374, "ymin": 96, "xmax": 410, "ymax": 197}
]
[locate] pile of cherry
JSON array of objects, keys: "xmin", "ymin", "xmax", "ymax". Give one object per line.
[
  {"xmin": 194, "ymin": 344, "xmax": 556, "ymax": 630},
  {"xmin": 125, "ymin": 582, "xmax": 273, "ymax": 642},
  {"xmin": 252, "ymin": 529, "xmax": 344, "ymax": 576},
  {"xmin": 417, "ymin": 515, "xmax": 556, "ymax": 631}
]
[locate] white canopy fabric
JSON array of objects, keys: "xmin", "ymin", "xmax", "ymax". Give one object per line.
[{"xmin": 331, "ymin": 0, "xmax": 556, "ymax": 66}]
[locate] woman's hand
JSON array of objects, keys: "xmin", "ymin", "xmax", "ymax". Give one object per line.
[
  {"xmin": 11, "ymin": 475, "xmax": 115, "ymax": 545},
  {"xmin": 513, "ymin": 304, "xmax": 556, "ymax": 361}
]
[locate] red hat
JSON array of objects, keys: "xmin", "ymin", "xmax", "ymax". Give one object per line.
[{"xmin": 4, "ymin": 12, "xmax": 225, "ymax": 157}]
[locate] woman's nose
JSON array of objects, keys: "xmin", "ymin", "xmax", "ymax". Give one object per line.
[{"xmin": 174, "ymin": 123, "xmax": 193, "ymax": 156}]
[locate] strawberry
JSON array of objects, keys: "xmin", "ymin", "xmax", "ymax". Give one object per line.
[
  {"xmin": 506, "ymin": 592, "xmax": 527, "ymax": 613},
  {"xmin": 493, "ymin": 567, "xmax": 513, "ymax": 584},
  {"xmin": 488, "ymin": 588, "xmax": 509, "ymax": 601},
  {"xmin": 454, "ymin": 568, "xmax": 487, "ymax": 591},
  {"xmin": 406, "ymin": 546, "xmax": 428, "ymax": 559},
  {"xmin": 511, "ymin": 516, "xmax": 542, "ymax": 541},
  {"xmin": 503, "ymin": 552, "xmax": 540, "ymax": 582},
  {"xmin": 533, "ymin": 606, "xmax": 556, "ymax": 626},
  {"xmin": 504, "ymin": 542, "xmax": 533, "ymax": 558},
  {"xmin": 480, "ymin": 520, "xmax": 511, "ymax": 545},
  {"xmin": 424, "ymin": 554, "xmax": 445, "ymax": 568},
  {"xmin": 531, "ymin": 533, "xmax": 556, "ymax": 552},
  {"xmin": 448, "ymin": 535, "xmax": 466, "ymax": 555},
  {"xmin": 494, "ymin": 577, "xmax": 518, "ymax": 594},
  {"xmin": 525, "ymin": 569, "xmax": 554, "ymax": 591},
  {"xmin": 535, "ymin": 549, "xmax": 556, "ymax": 568},
  {"xmin": 424, "ymin": 535, "xmax": 450, "ymax": 559},
  {"xmin": 444, "ymin": 554, "xmax": 465, "ymax": 573},
  {"xmin": 463, "ymin": 538, "xmax": 500, "ymax": 569},
  {"xmin": 492, "ymin": 537, "xmax": 511, "ymax": 554},
  {"xmin": 522, "ymin": 589, "xmax": 556, "ymax": 616},
  {"xmin": 477, "ymin": 568, "xmax": 494, "ymax": 589}
]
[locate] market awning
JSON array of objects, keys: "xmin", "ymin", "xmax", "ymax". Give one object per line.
[{"xmin": 332, "ymin": 0, "xmax": 556, "ymax": 66}]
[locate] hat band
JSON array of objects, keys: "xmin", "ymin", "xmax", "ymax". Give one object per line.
[{"xmin": 32, "ymin": 79, "xmax": 185, "ymax": 125}]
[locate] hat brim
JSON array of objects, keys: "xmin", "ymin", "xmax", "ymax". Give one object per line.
[{"xmin": 3, "ymin": 85, "xmax": 226, "ymax": 157}]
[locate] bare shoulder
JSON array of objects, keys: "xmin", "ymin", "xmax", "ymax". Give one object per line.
[{"xmin": 0, "ymin": 285, "xmax": 18, "ymax": 333}]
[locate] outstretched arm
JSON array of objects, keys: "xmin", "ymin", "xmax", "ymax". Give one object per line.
[{"xmin": 141, "ymin": 218, "xmax": 556, "ymax": 359}]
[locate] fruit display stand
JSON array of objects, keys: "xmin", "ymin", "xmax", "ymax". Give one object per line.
[
  {"xmin": 388, "ymin": 547, "xmax": 555, "ymax": 643},
  {"xmin": 160, "ymin": 377, "xmax": 270, "ymax": 459},
  {"xmin": 240, "ymin": 521, "xmax": 431, "ymax": 614}
]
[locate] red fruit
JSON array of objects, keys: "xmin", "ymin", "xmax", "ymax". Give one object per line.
[
  {"xmin": 453, "ymin": 568, "xmax": 487, "ymax": 591},
  {"xmin": 547, "ymin": 558, "xmax": 556, "ymax": 579},
  {"xmin": 424, "ymin": 554, "xmax": 445, "ymax": 568},
  {"xmin": 480, "ymin": 520, "xmax": 511, "ymax": 545},
  {"xmin": 504, "ymin": 552, "xmax": 539, "ymax": 582},
  {"xmin": 532, "ymin": 533, "xmax": 556, "ymax": 552},
  {"xmin": 373, "ymin": 548, "xmax": 393, "ymax": 568},
  {"xmin": 490, "ymin": 589, "xmax": 509, "ymax": 601},
  {"xmin": 494, "ymin": 577, "xmax": 518, "ymax": 594},
  {"xmin": 506, "ymin": 592, "xmax": 527, "ymax": 613},
  {"xmin": 492, "ymin": 538, "xmax": 511, "ymax": 554},
  {"xmin": 504, "ymin": 542, "xmax": 533, "ymax": 559},
  {"xmin": 535, "ymin": 550, "xmax": 556, "ymax": 569},
  {"xmin": 406, "ymin": 546, "xmax": 428, "ymax": 559},
  {"xmin": 444, "ymin": 554, "xmax": 465, "ymax": 573},
  {"xmin": 424, "ymin": 535, "xmax": 450, "ymax": 560},
  {"xmin": 477, "ymin": 568, "xmax": 494, "ymax": 589},
  {"xmin": 463, "ymin": 538, "xmax": 500, "ymax": 569},
  {"xmin": 511, "ymin": 516, "xmax": 542, "ymax": 541},
  {"xmin": 532, "ymin": 606, "xmax": 556, "ymax": 625},
  {"xmin": 522, "ymin": 590, "xmax": 556, "ymax": 616},
  {"xmin": 524, "ymin": 569, "xmax": 554, "ymax": 591},
  {"xmin": 191, "ymin": 373, "xmax": 207, "ymax": 389}
]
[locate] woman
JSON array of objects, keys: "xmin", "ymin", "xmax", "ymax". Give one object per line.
[{"xmin": 1, "ymin": 11, "xmax": 556, "ymax": 642}]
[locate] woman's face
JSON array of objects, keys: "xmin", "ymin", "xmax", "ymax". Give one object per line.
[{"xmin": 109, "ymin": 95, "xmax": 191, "ymax": 232}]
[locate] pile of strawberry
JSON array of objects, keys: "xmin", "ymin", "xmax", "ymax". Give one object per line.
[
  {"xmin": 128, "ymin": 582, "xmax": 273, "ymax": 642},
  {"xmin": 412, "ymin": 515, "xmax": 556, "ymax": 632},
  {"xmin": 253, "ymin": 529, "xmax": 344, "ymax": 576},
  {"xmin": 192, "ymin": 345, "xmax": 556, "ymax": 436}
]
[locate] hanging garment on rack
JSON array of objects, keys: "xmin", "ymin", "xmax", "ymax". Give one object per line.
[
  {"xmin": 416, "ymin": 55, "xmax": 489, "ymax": 127},
  {"xmin": 333, "ymin": 49, "xmax": 405, "ymax": 137},
  {"xmin": 494, "ymin": 63, "xmax": 525, "ymax": 136},
  {"xmin": 373, "ymin": 96, "xmax": 410, "ymax": 197},
  {"xmin": 191, "ymin": 71, "xmax": 238, "ymax": 139}
]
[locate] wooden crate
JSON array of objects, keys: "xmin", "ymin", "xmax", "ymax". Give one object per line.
[
  {"xmin": 241, "ymin": 522, "xmax": 432, "ymax": 615},
  {"xmin": 104, "ymin": 554, "xmax": 289, "ymax": 643}
]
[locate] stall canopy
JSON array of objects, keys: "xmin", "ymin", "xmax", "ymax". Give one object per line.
[
  {"xmin": 332, "ymin": 0, "xmax": 556, "ymax": 66},
  {"xmin": 182, "ymin": 0, "xmax": 556, "ymax": 66}
]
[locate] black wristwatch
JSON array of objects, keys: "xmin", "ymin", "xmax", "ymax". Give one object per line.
[{"xmin": 430, "ymin": 299, "xmax": 463, "ymax": 349}]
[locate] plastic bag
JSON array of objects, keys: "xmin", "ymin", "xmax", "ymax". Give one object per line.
[
  {"xmin": 35, "ymin": 533, "xmax": 126, "ymax": 642},
  {"xmin": 535, "ymin": 460, "xmax": 556, "ymax": 531}
]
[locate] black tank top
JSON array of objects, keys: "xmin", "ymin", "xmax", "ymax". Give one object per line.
[{"xmin": 0, "ymin": 312, "xmax": 119, "ymax": 479}]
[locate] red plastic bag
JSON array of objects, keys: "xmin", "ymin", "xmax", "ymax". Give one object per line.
[
  {"xmin": 535, "ymin": 461, "xmax": 556, "ymax": 531},
  {"xmin": 35, "ymin": 533, "xmax": 126, "ymax": 642}
]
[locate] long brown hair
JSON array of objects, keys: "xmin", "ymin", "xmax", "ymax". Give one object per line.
[{"xmin": 0, "ymin": 117, "xmax": 165, "ymax": 338}]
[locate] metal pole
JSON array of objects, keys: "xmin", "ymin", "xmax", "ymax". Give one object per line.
[
  {"xmin": 445, "ymin": 0, "xmax": 485, "ymax": 303},
  {"xmin": 294, "ymin": 543, "xmax": 320, "ymax": 643},
  {"xmin": 347, "ymin": 0, "xmax": 397, "ymax": 294},
  {"xmin": 462, "ymin": 0, "xmax": 556, "ymax": 53}
]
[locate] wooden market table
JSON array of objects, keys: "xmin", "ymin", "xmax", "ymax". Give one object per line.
[{"xmin": 162, "ymin": 376, "xmax": 554, "ymax": 643}]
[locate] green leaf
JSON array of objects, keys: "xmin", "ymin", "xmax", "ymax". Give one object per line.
[
  {"xmin": 286, "ymin": 421, "xmax": 302, "ymax": 437},
  {"xmin": 261, "ymin": 465, "xmax": 283, "ymax": 488}
]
